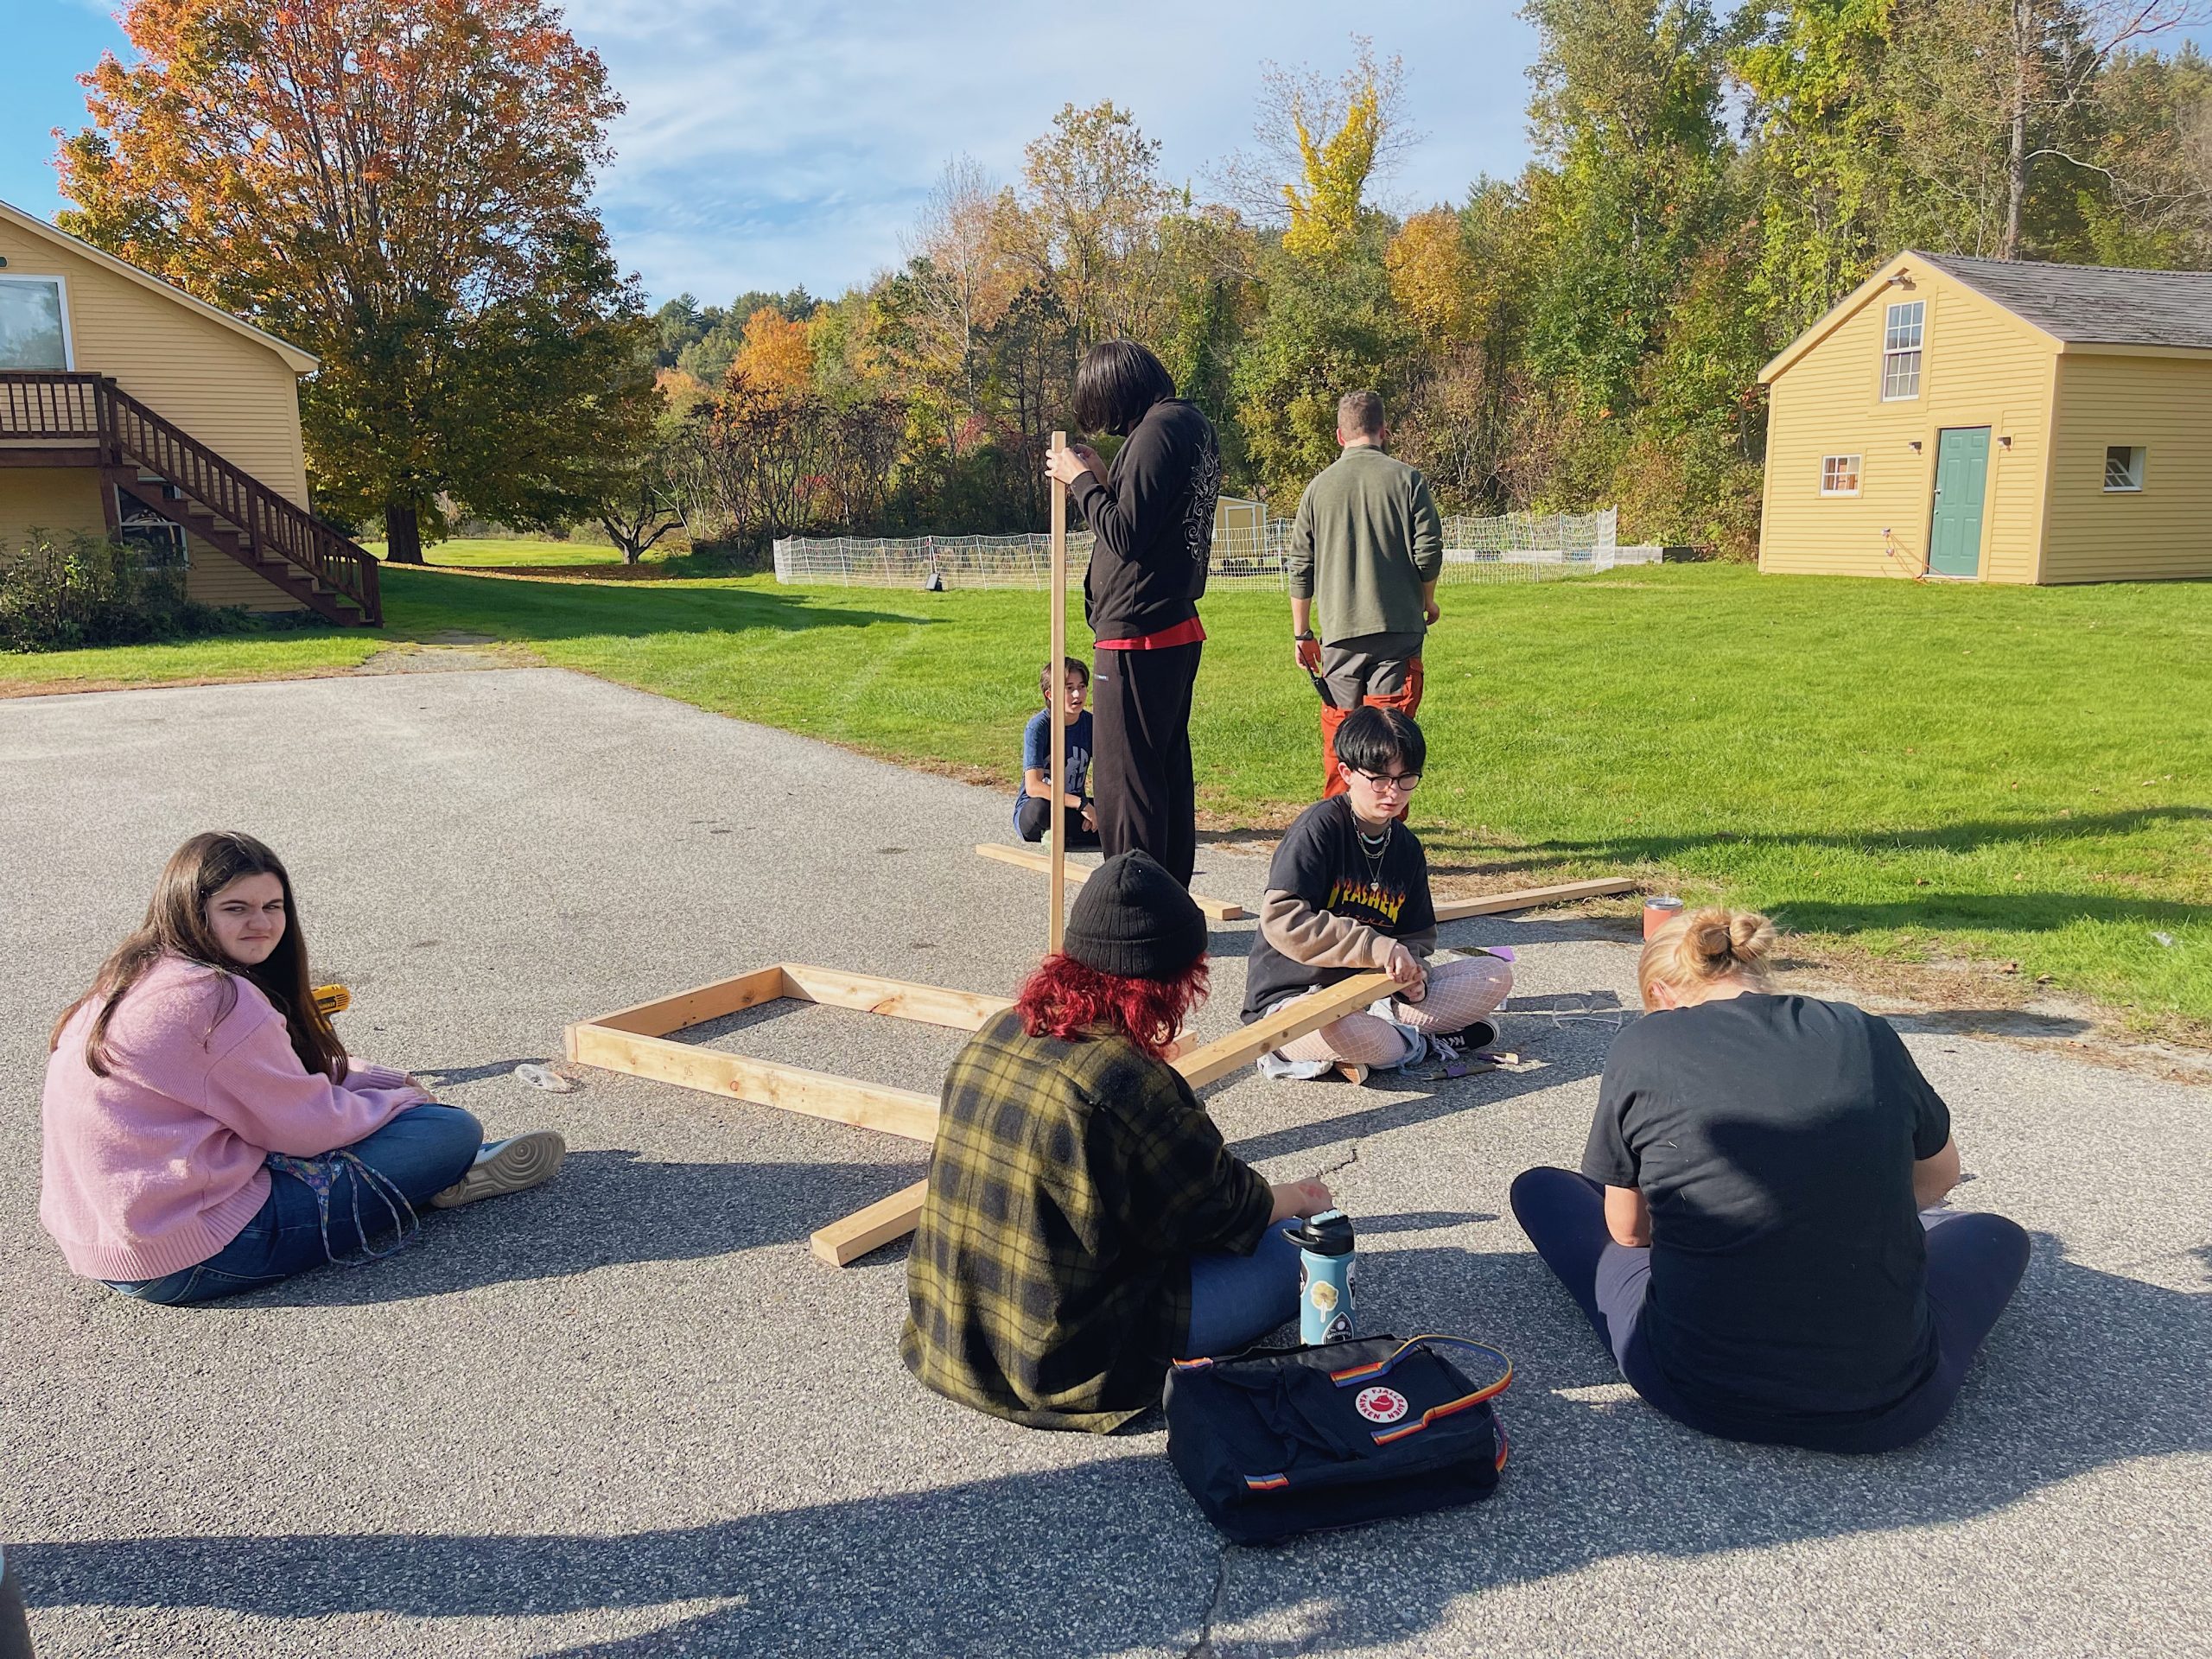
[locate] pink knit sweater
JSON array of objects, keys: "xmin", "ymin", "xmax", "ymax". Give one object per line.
[{"xmin": 41, "ymin": 954, "xmax": 430, "ymax": 1281}]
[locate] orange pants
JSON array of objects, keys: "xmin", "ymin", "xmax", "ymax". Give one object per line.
[{"xmin": 1319, "ymin": 657, "xmax": 1424, "ymax": 801}]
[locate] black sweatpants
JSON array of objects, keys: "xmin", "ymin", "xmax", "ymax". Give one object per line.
[
  {"xmin": 1510, "ymin": 1167, "xmax": 2031, "ymax": 1454},
  {"xmin": 1090, "ymin": 641, "xmax": 1200, "ymax": 887},
  {"xmin": 1015, "ymin": 797, "xmax": 1100, "ymax": 849}
]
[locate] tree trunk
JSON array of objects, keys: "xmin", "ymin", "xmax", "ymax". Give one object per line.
[
  {"xmin": 384, "ymin": 501, "xmax": 424, "ymax": 564},
  {"xmin": 2003, "ymin": 0, "xmax": 2031, "ymax": 259}
]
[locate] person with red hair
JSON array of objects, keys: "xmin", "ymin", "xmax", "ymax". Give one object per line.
[{"xmin": 903, "ymin": 852, "xmax": 1335, "ymax": 1431}]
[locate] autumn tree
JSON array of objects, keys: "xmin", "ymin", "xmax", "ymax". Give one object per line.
[
  {"xmin": 1217, "ymin": 37, "xmax": 1417, "ymax": 249},
  {"xmin": 1014, "ymin": 103, "xmax": 1177, "ymax": 360},
  {"xmin": 57, "ymin": 0, "xmax": 655, "ymax": 563},
  {"xmin": 730, "ymin": 308, "xmax": 817, "ymax": 403}
]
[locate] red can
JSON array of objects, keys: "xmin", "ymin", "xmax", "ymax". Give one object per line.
[{"xmin": 1643, "ymin": 896, "xmax": 1685, "ymax": 940}]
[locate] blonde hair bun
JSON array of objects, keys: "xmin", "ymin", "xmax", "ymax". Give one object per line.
[{"xmin": 1638, "ymin": 906, "xmax": 1777, "ymax": 1006}]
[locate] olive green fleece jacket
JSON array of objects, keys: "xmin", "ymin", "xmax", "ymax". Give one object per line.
[{"xmin": 1286, "ymin": 445, "xmax": 1446, "ymax": 644}]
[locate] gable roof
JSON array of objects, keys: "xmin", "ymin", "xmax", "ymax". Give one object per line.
[
  {"xmin": 0, "ymin": 197, "xmax": 318, "ymax": 375},
  {"xmin": 1919, "ymin": 252, "xmax": 2212, "ymax": 351}
]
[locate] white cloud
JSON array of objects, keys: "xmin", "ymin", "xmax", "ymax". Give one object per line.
[{"xmin": 559, "ymin": 0, "xmax": 1536, "ymax": 302}]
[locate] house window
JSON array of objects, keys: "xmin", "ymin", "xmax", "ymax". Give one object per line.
[
  {"xmin": 2103, "ymin": 446, "xmax": 2145, "ymax": 492},
  {"xmin": 0, "ymin": 276, "xmax": 71, "ymax": 370},
  {"xmin": 1880, "ymin": 300, "xmax": 1923, "ymax": 400},
  {"xmin": 117, "ymin": 491, "xmax": 189, "ymax": 569},
  {"xmin": 1821, "ymin": 454, "xmax": 1862, "ymax": 496}
]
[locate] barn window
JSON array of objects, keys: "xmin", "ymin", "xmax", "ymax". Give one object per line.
[
  {"xmin": 2103, "ymin": 446, "xmax": 2145, "ymax": 492},
  {"xmin": 1821, "ymin": 454, "xmax": 1862, "ymax": 496},
  {"xmin": 1880, "ymin": 301, "xmax": 1923, "ymax": 400},
  {"xmin": 0, "ymin": 276, "xmax": 70, "ymax": 370}
]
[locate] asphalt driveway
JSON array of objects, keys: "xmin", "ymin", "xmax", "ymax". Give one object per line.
[{"xmin": 1, "ymin": 667, "xmax": 2204, "ymax": 1657}]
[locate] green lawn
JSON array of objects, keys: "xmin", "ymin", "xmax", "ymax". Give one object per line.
[
  {"xmin": 5, "ymin": 562, "xmax": 2208, "ymax": 1033},
  {"xmin": 361, "ymin": 537, "xmax": 648, "ymax": 567}
]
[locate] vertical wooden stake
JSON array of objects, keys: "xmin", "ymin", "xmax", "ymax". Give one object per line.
[{"xmin": 1048, "ymin": 429, "xmax": 1069, "ymax": 955}]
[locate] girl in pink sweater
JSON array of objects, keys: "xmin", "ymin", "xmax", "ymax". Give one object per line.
[{"xmin": 42, "ymin": 831, "xmax": 568, "ymax": 1305}]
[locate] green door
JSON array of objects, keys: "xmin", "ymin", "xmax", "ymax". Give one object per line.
[{"xmin": 1928, "ymin": 428, "xmax": 1990, "ymax": 577}]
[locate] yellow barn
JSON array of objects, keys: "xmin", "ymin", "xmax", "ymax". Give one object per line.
[
  {"xmin": 1758, "ymin": 251, "xmax": 2212, "ymax": 584},
  {"xmin": 0, "ymin": 197, "xmax": 378, "ymax": 623}
]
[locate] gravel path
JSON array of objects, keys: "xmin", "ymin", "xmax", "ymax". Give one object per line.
[{"xmin": 2, "ymin": 667, "xmax": 2204, "ymax": 1658}]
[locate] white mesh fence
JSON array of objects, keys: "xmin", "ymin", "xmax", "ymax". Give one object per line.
[{"xmin": 774, "ymin": 509, "xmax": 1646, "ymax": 590}]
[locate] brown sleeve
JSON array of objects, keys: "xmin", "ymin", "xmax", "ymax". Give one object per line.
[{"xmin": 1260, "ymin": 888, "xmax": 1391, "ymax": 969}]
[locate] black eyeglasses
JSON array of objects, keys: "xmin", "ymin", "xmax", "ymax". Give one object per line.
[{"xmin": 1351, "ymin": 767, "xmax": 1421, "ymax": 792}]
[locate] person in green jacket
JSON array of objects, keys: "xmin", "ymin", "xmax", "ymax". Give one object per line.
[{"xmin": 1287, "ymin": 390, "xmax": 1446, "ymax": 801}]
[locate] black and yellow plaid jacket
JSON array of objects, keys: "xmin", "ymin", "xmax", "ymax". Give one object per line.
[{"xmin": 901, "ymin": 1009, "xmax": 1274, "ymax": 1432}]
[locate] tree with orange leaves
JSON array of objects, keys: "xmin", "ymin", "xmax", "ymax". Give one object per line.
[
  {"xmin": 728, "ymin": 308, "xmax": 817, "ymax": 404},
  {"xmin": 57, "ymin": 0, "xmax": 654, "ymax": 563}
]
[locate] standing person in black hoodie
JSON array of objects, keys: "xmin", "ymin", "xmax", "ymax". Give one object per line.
[{"xmin": 1046, "ymin": 341, "xmax": 1222, "ymax": 887}]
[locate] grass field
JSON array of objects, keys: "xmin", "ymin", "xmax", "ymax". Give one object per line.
[
  {"xmin": 5, "ymin": 562, "xmax": 2208, "ymax": 1033},
  {"xmin": 360, "ymin": 537, "xmax": 654, "ymax": 567}
]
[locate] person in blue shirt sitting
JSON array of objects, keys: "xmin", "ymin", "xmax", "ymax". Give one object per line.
[{"xmin": 1015, "ymin": 657, "xmax": 1098, "ymax": 848}]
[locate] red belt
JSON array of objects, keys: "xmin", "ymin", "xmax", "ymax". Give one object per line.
[{"xmin": 1095, "ymin": 616, "xmax": 1206, "ymax": 651}]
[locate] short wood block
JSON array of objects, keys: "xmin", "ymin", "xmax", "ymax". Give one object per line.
[{"xmin": 976, "ymin": 842, "xmax": 1249, "ymax": 922}]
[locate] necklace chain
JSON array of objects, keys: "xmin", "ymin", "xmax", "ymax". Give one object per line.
[{"xmin": 1356, "ymin": 819, "xmax": 1391, "ymax": 887}]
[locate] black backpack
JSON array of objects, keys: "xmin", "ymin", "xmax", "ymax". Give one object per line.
[{"xmin": 1162, "ymin": 1334, "xmax": 1512, "ymax": 1544}]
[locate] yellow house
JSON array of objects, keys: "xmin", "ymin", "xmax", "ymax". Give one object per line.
[
  {"xmin": 0, "ymin": 197, "xmax": 378, "ymax": 623},
  {"xmin": 1758, "ymin": 251, "xmax": 2212, "ymax": 584}
]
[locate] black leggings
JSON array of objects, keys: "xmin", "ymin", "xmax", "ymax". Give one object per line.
[
  {"xmin": 1090, "ymin": 642, "xmax": 1200, "ymax": 887},
  {"xmin": 1510, "ymin": 1166, "xmax": 2031, "ymax": 1454},
  {"xmin": 1014, "ymin": 797, "xmax": 1099, "ymax": 849}
]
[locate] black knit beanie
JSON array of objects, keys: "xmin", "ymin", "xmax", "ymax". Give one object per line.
[{"xmin": 1063, "ymin": 851, "xmax": 1208, "ymax": 981}]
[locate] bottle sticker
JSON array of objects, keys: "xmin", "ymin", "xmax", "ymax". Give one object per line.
[
  {"xmin": 1323, "ymin": 1313, "xmax": 1354, "ymax": 1342},
  {"xmin": 1354, "ymin": 1386, "xmax": 1409, "ymax": 1425},
  {"xmin": 1309, "ymin": 1281, "xmax": 1338, "ymax": 1313}
]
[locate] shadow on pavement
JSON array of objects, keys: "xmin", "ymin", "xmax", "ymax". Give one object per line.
[
  {"xmin": 219, "ymin": 1151, "xmax": 912, "ymax": 1307},
  {"xmin": 16, "ymin": 1241, "xmax": 2205, "ymax": 1656}
]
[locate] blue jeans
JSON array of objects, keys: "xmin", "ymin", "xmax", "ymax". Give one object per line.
[
  {"xmin": 105, "ymin": 1104, "xmax": 484, "ymax": 1306},
  {"xmin": 1185, "ymin": 1221, "xmax": 1303, "ymax": 1357},
  {"xmin": 1510, "ymin": 1166, "xmax": 2031, "ymax": 1454}
]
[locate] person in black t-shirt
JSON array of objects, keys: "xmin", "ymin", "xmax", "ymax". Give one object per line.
[
  {"xmin": 1241, "ymin": 709, "xmax": 1512, "ymax": 1083},
  {"xmin": 1511, "ymin": 908, "xmax": 2031, "ymax": 1455}
]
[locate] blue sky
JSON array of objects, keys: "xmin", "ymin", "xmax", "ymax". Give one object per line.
[{"xmin": 0, "ymin": 0, "xmax": 1538, "ymax": 308}]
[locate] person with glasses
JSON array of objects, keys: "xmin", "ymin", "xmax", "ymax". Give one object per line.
[{"xmin": 1239, "ymin": 709, "xmax": 1511, "ymax": 1084}]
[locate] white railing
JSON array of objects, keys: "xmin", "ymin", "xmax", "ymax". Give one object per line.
[{"xmin": 775, "ymin": 509, "xmax": 1642, "ymax": 590}]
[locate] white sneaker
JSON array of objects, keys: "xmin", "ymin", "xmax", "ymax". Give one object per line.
[{"xmin": 429, "ymin": 1129, "xmax": 567, "ymax": 1210}]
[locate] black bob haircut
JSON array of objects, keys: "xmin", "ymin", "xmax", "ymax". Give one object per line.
[
  {"xmin": 1072, "ymin": 340, "xmax": 1177, "ymax": 436},
  {"xmin": 1334, "ymin": 706, "xmax": 1427, "ymax": 778}
]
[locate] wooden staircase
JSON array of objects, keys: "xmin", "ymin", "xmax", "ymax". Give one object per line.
[{"xmin": 0, "ymin": 371, "xmax": 380, "ymax": 626}]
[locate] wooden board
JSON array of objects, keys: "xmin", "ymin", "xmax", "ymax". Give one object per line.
[
  {"xmin": 810, "ymin": 1178, "xmax": 931, "ymax": 1267},
  {"xmin": 563, "ymin": 963, "xmax": 1012, "ymax": 1150},
  {"xmin": 804, "ymin": 968, "xmax": 1399, "ymax": 1266},
  {"xmin": 568, "ymin": 1023, "xmax": 941, "ymax": 1143},
  {"xmin": 1432, "ymin": 877, "xmax": 1637, "ymax": 923},
  {"xmin": 585, "ymin": 965, "xmax": 790, "ymax": 1038},
  {"xmin": 1049, "ymin": 429, "xmax": 1069, "ymax": 954},
  {"xmin": 776, "ymin": 965, "xmax": 1011, "ymax": 1031},
  {"xmin": 975, "ymin": 842, "xmax": 1249, "ymax": 922}
]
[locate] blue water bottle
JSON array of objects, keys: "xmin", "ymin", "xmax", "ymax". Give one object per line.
[{"xmin": 1292, "ymin": 1210, "xmax": 1357, "ymax": 1345}]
